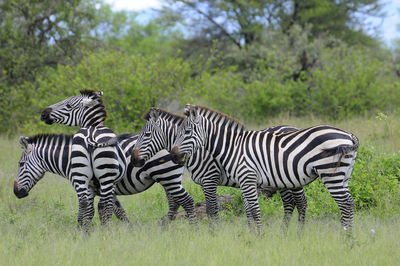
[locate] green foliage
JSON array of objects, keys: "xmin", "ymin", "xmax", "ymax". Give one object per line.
[
  {"xmin": 18, "ymin": 49, "xmax": 193, "ymax": 133},
  {"xmin": 0, "ymin": 1, "xmax": 398, "ymax": 134},
  {"xmin": 212, "ymin": 144, "xmax": 400, "ymax": 218},
  {"xmin": 163, "ymin": 0, "xmax": 382, "ymax": 50},
  {"xmin": 0, "ymin": 0, "xmax": 104, "ymax": 133}
]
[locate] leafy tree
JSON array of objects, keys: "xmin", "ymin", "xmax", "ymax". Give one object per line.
[
  {"xmin": 278, "ymin": 0, "xmax": 382, "ymax": 46},
  {"xmin": 160, "ymin": 0, "xmax": 383, "ymax": 52},
  {"xmin": 0, "ymin": 0, "xmax": 102, "ymax": 83},
  {"xmin": 0, "ymin": 0, "xmax": 102, "ymax": 132}
]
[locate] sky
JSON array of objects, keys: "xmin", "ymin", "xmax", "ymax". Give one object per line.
[{"xmin": 104, "ymin": 0, "xmax": 400, "ymax": 45}]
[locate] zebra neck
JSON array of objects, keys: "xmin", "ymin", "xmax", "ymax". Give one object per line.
[
  {"xmin": 80, "ymin": 105, "xmax": 106, "ymax": 127},
  {"xmin": 205, "ymin": 120, "xmax": 243, "ymax": 162},
  {"xmin": 167, "ymin": 123, "xmax": 181, "ymax": 151},
  {"xmin": 159, "ymin": 116, "xmax": 183, "ymax": 151},
  {"xmin": 82, "ymin": 119, "xmax": 105, "ymax": 128},
  {"xmin": 37, "ymin": 139, "xmax": 71, "ymax": 179}
]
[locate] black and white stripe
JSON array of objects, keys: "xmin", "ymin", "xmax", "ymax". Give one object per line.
[
  {"xmin": 131, "ymin": 108, "xmax": 307, "ymax": 230},
  {"xmin": 40, "ymin": 91, "xmax": 195, "ymax": 227},
  {"xmin": 13, "ymin": 133, "xmax": 195, "ymax": 224},
  {"xmin": 40, "ymin": 90, "xmax": 124, "ymax": 226},
  {"xmin": 171, "ymin": 105, "xmax": 359, "ymax": 232}
]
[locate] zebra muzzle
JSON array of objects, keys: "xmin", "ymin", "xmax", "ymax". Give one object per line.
[
  {"xmin": 132, "ymin": 149, "xmax": 145, "ymax": 167},
  {"xmin": 13, "ymin": 180, "xmax": 28, "ymax": 199},
  {"xmin": 41, "ymin": 108, "xmax": 54, "ymax": 124},
  {"xmin": 170, "ymin": 146, "xmax": 186, "ymax": 166}
]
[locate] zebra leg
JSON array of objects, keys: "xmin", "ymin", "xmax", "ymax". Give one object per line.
[
  {"xmin": 279, "ymin": 189, "xmax": 295, "ymax": 233},
  {"xmin": 157, "ymin": 179, "xmax": 197, "ymax": 226},
  {"xmin": 93, "ymin": 149, "xmax": 120, "ymax": 225},
  {"xmin": 76, "ymin": 192, "xmax": 92, "ymax": 231},
  {"xmin": 201, "ymin": 180, "xmax": 220, "ymax": 230},
  {"xmin": 71, "ymin": 135, "xmax": 93, "ymax": 230},
  {"xmin": 72, "ymin": 174, "xmax": 93, "ymax": 229},
  {"xmin": 243, "ymin": 197, "xmax": 255, "ymax": 229},
  {"xmin": 98, "ymin": 187, "xmax": 116, "ymax": 225},
  {"xmin": 292, "ymin": 187, "xmax": 307, "ymax": 233},
  {"xmin": 322, "ymin": 175, "xmax": 355, "ymax": 231},
  {"xmin": 202, "ymin": 180, "xmax": 219, "ymax": 221},
  {"xmin": 164, "ymin": 187, "xmax": 180, "ymax": 221},
  {"xmin": 86, "ymin": 188, "xmax": 96, "ymax": 222},
  {"xmin": 113, "ymin": 195, "xmax": 130, "ymax": 223},
  {"xmin": 241, "ymin": 180, "xmax": 263, "ymax": 233}
]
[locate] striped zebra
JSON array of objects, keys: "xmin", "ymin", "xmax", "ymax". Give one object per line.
[
  {"xmin": 13, "ymin": 133, "xmax": 194, "ymax": 225},
  {"xmin": 129, "ymin": 108, "xmax": 307, "ymax": 230},
  {"xmin": 171, "ymin": 105, "xmax": 359, "ymax": 232},
  {"xmin": 14, "ymin": 134, "xmax": 129, "ymax": 223},
  {"xmin": 40, "ymin": 91, "xmax": 196, "ymax": 227}
]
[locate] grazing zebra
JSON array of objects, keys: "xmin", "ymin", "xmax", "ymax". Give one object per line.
[
  {"xmin": 40, "ymin": 91, "xmax": 196, "ymax": 227},
  {"xmin": 13, "ymin": 133, "xmax": 194, "ymax": 225},
  {"xmin": 171, "ymin": 105, "xmax": 359, "ymax": 232},
  {"xmin": 129, "ymin": 107, "xmax": 307, "ymax": 230},
  {"xmin": 14, "ymin": 134, "xmax": 129, "ymax": 223}
]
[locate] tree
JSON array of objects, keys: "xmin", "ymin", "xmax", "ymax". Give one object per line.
[
  {"xmin": 160, "ymin": 0, "xmax": 383, "ymax": 51},
  {"xmin": 0, "ymin": 0, "xmax": 102, "ymax": 133},
  {"xmin": 0, "ymin": 0, "xmax": 102, "ymax": 83},
  {"xmin": 278, "ymin": 0, "xmax": 382, "ymax": 46}
]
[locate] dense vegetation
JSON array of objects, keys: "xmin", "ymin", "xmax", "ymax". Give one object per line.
[{"xmin": 1, "ymin": 0, "xmax": 399, "ymax": 134}]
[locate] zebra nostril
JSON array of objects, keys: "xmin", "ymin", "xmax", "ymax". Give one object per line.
[
  {"xmin": 41, "ymin": 108, "xmax": 53, "ymax": 124},
  {"xmin": 41, "ymin": 109, "xmax": 49, "ymax": 119},
  {"xmin": 13, "ymin": 180, "xmax": 28, "ymax": 199}
]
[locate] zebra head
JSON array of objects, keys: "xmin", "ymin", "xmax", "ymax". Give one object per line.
[
  {"xmin": 41, "ymin": 90, "xmax": 105, "ymax": 127},
  {"xmin": 171, "ymin": 105, "xmax": 205, "ymax": 165},
  {"xmin": 14, "ymin": 137, "xmax": 46, "ymax": 199},
  {"xmin": 132, "ymin": 108, "xmax": 166, "ymax": 167}
]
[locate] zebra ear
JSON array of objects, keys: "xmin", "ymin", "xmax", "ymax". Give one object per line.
[
  {"xmin": 150, "ymin": 108, "xmax": 160, "ymax": 123},
  {"xmin": 184, "ymin": 104, "xmax": 192, "ymax": 116},
  {"xmin": 19, "ymin": 136, "xmax": 29, "ymax": 149},
  {"xmin": 189, "ymin": 106, "xmax": 199, "ymax": 122},
  {"xmin": 95, "ymin": 91, "xmax": 104, "ymax": 98}
]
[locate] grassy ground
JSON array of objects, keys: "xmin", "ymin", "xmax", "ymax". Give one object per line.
[{"xmin": 1, "ymin": 114, "xmax": 400, "ymax": 265}]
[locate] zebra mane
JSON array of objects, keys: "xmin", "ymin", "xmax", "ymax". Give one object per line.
[
  {"xmin": 26, "ymin": 134, "xmax": 73, "ymax": 144},
  {"xmin": 194, "ymin": 105, "xmax": 246, "ymax": 131},
  {"xmin": 80, "ymin": 89, "xmax": 100, "ymax": 98},
  {"xmin": 143, "ymin": 108, "xmax": 184, "ymax": 124},
  {"xmin": 79, "ymin": 89, "xmax": 107, "ymax": 121}
]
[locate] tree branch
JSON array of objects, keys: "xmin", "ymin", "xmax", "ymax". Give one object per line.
[{"xmin": 180, "ymin": 0, "xmax": 242, "ymax": 50}]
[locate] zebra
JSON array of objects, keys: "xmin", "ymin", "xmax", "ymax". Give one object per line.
[
  {"xmin": 40, "ymin": 91, "xmax": 196, "ymax": 227},
  {"xmin": 14, "ymin": 134, "xmax": 129, "ymax": 223},
  {"xmin": 128, "ymin": 107, "xmax": 307, "ymax": 231},
  {"xmin": 13, "ymin": 133, "xmax": 194, "ymax": 225},
  {"xmin": 170, "ymin": 105, "xmax": 359, "ymax": 232}
]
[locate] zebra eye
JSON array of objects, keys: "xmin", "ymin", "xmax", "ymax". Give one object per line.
[
  {"xmin": 66, "ymin": 104, "xmax": 72, "ymax": 109},
  {"xmin": 144, "ymin": 132, "xmax": 151, "ymax": 137},
  {"xmin": 19, "ymin": 162, "xmax": 25, "ymax": 167}
]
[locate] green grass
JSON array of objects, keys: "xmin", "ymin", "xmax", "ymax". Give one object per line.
[{"xmin": 2, "ymin": 114, "xmax": 400, "ymax": 265}]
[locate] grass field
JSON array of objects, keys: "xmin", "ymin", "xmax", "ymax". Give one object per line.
[{"xmin": 1, "ymin": 115, "xmax": 400, "ymax": 265}]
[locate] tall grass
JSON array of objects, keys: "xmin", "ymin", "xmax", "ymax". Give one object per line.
[{"xmin": 1, "ymin": 115, "xmax": 400, "ymax": 265}]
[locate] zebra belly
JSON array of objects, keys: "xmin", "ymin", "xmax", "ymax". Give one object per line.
[{"xmin": 115, "ymin": 150, "xmax": 184, "ymax": 195}]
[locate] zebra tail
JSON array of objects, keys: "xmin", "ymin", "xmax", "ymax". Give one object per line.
[{"xmin": 322, "ymin": 133, "xmax": 360, "ymax": 169}]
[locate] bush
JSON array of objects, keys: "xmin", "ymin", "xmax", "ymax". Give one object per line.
[
  {"xmin": 220, "ymin": 144, "xmax": 400, "ymax": 218},
  {"xmin": 16, "ymin": 49, "xmax": 194, "ymax": 134}
]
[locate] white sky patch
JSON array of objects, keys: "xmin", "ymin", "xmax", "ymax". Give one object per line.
[{"xmin": 104, "ymin": 0, "xmax": 162, "ymax": 11}]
